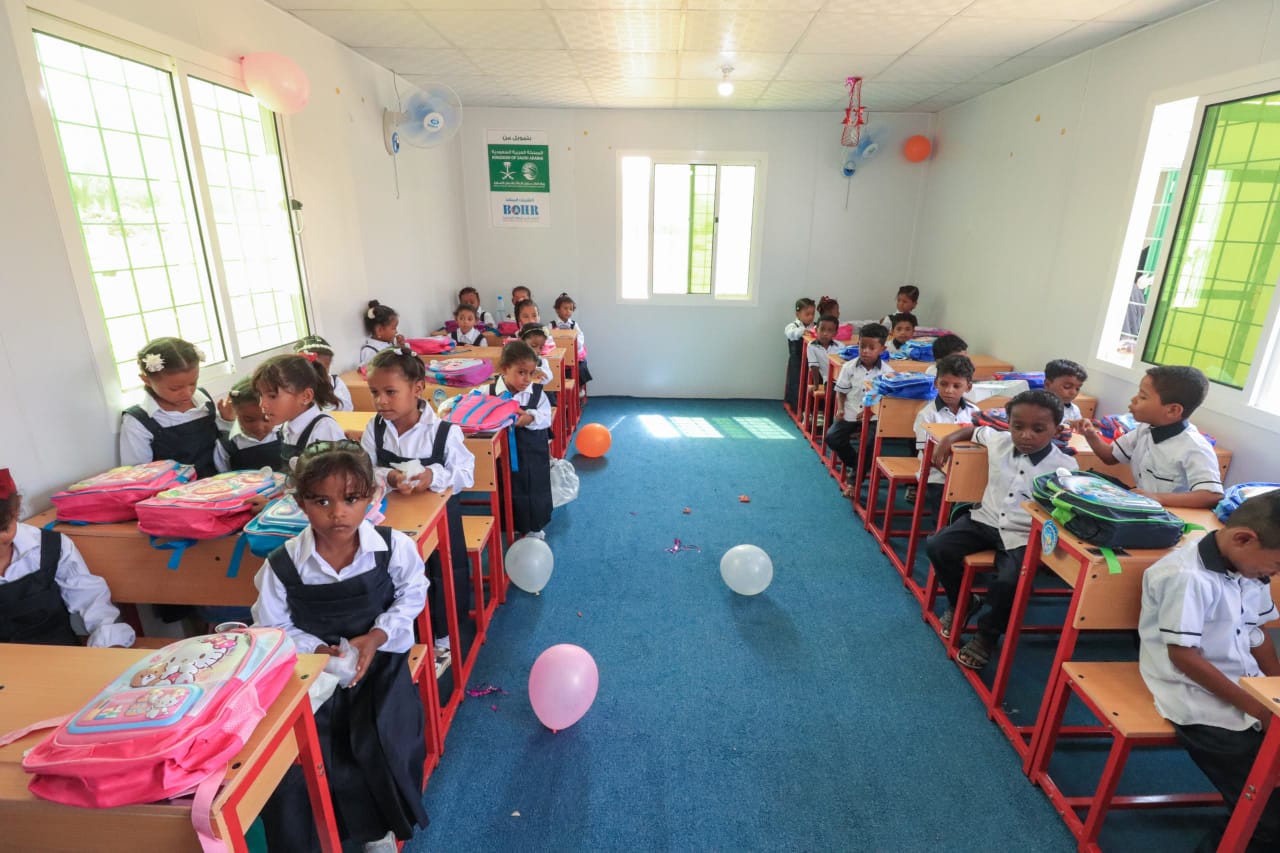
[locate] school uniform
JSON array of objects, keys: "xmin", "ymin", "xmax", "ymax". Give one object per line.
[
  {"xmin": 806, "ymin": 339, "xmax": 843, "ymax": 385},
  {"xmin": 214, "ymin": 426, "xmax": 282, "ymax": 473},
  {"xmin": 276, "ymin": 404, "xmax": 345, "ymax": 472},
  {"xmin": 1139, "ymin": 534, "xmax": 1280, "ymax": 851},
  {"xmin": 358, "ymin": 337, "xmax": 393, "ymax": 368},
  {"xmin": 361, "ymin": 403, "xmax": 475, "ymax": 641},
  {"xmin": 887, "ymin": 338, "xmax": 911, "ymax": 355},
  {"xmin": 826, "ymin": 357, "xmax": 894, "ymax": 472},
  {"xmin": 550, "ymin": 318, "xmax": 592, "ymax": 383},
  {"xmin": 534, "ymin": 356, "xmax": 555, "ymax": 386},
  {"xmin": 926, "ymin": 428, "xmax": 1077, "ymax": 642},
  {"xmin": 1112, "ymin": 421, "xmax": 1224, "ymax": 496},
  {"xmin": 120, "ymin": 388, "xmax": 221, "ymax": 479},
  {"xmin": 449, "ymin": 327, "xmax": 487, "ymax": 347},
  {"xmin": 1058, "ymin": 400, "xmax": 1081, "ymax": 424},
  {"xmin": 0, "ymin": 523, "xmax": 134, "ymax": 647},
  {"xmin": 913, "ymin": 397, "xmax": 980, "ymax": 485},
  {"xmin": 490, "ymin": 377, "xmax": 553, "ymax": 534},
  {"xmin": 784, "ymin": 319, "xmax": 806, "ymax": 409},
  {"xmin": 329, "ymin": 374, "xmax": 353, "ymax": 412},
  {"xmin": 254, "ymin": 523, "xmax": 429, "ymax": 850}
]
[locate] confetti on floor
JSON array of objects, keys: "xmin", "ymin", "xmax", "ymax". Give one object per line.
[
  {"xmin": 738, "ymin": 495, "xmax": 751, "ymax": 503},
  {"xmin": 682, "ymin": 507, "xmax": 692, "ymax": 514},
  {"xmin": 665, "ymin": 537, "xmax": 701, "ymax": 554}
]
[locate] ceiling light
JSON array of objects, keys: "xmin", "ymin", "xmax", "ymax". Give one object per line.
[{"xmin": 717, "ymin": 65, "xmax": 734, "ymax": 97}]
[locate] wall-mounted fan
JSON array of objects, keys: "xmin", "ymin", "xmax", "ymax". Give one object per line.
[
  {"xmin": 383, "ymin": 83, "xmax": 462, "ymax": 154},
  {"xmin": 842, "ymin": 125, "xmax": 888, "ymax": 176}
]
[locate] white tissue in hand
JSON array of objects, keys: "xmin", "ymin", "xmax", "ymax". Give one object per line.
[
  {"xmin": 391, "ymin": 459, "xmax": 426, "ymax": 484},
  {"xmin": 323, "ymin": 637, "xmax": 360, "ymax": 688}
]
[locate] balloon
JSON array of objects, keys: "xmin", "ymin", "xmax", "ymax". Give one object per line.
[
  {"xmin": 720, "ymin": 544, "xmax": 773, "ymax": 596},
  {"xmin": 903, "ymin": 135, "xmax": 932, "ymax": 163},
  {"xmin": 528, "ymin": 644, "xmax": 599, "ymax": 731},
  {"xmin": 240, "ymin": 53, "xmax": 310, "ymax": 115},
  {"xmin": 574, "ymin": 423, "xmax": 611, "ymax": 457},
  {"xmin": 505, "ymin": 537, "xmax": 554, "ymax": 593}
]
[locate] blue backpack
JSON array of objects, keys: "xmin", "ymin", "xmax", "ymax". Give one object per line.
[
  {"xmin": 872, "ymin": 373, "xmax": 937, "ymax": 400},
  {"xmin": 1215, "ymin": 483, "xmax": 1280, "ymax": 523}
]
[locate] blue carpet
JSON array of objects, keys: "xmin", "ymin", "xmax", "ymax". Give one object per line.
[{"xmin": 405, "ymin": 398, "xmax": 1209, "ymax": 853}]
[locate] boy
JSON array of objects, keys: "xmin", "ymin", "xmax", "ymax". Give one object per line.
[
  {"xmin": 886, "ymin": 312, "xmax": 918, "ymax": 355},
  {"xmin": 507, "ymin": 285, "xmax": 532, "ymax": 320},
  {"xmin": 827, "ymin": 323, "xmax": 894, "ymax": 494},
  {"xmin": 1138, "ymin": 489, "xmax": 1280, "ymax": 852},
  {"xmin": 1044, "ymin": 358, "xmax": 1087, "ymax": 424},
  {"xmin": 914, "ymin": 355, "xmax": 979, "ymax": 487},
  {"xmin": 925, "ymin": 333, "xmax": 968, "ymax": 377},
  {"xmin": 880, "ymin": 285, "xmax": 919, "ymax": 327},
  {"xmin": 1073, "ymin": 365, "xmax": 1222, "ymax": 508},
  {"xmin": 927, "ymin": 390, "xmax": 1077, "ymax": 669},
  {"xmin": 784, "ymin": 298, "xmax": 816, "ymax": 411},
  {"xmin": 807, "ymin": 315, "xmax": 843, "ymax": 386}
]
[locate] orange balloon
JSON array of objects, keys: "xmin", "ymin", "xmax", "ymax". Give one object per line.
[
  {"xmin": 574, "ymin": 423, "xmax": 612, "ymax": 458},
  {"xmin": 903, "ymin": 135, "xmax": 932, "ymax": 163}
]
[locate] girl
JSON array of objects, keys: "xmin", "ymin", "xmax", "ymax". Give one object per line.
[
  {"xmin": 518, "ymin": 323, "xmax": 556, "ymax": 388},
  {"xmin": 120, "ymin": 337, "xmax": 221, "ymax": 479},
  {"xmin": 360, "ymin": 300, "xmax": 404, "ymax": 367},
  {"xmin": 509, "ymin": 285, "xmax": 532, "ymax": 320},
  {"xmin": 513, "ymin": 297, "xmax": 547, "ymax": 332},
  {"xmin": 458, "ymin": 286, "xmax": 496, "ymax": 327},
  {"xmin": 816, "ymin": 295, "xmax": 840, "ymax": 323},
  {"xmin": 491, "ymin": 342, "xmax": 553, "ymax": 539},
  {"xmin": 213, "ymin": 378, "xmax": 280, "ymax": 472},
  {"xmin": 295, "ymin": 335, "xmax": 353, "ymax": 411},
  {"xmin": 550, "ymin": 292, "xmax": 592, "ymax": 385},
  {"xmin": 0, "ymin": 468, "xmax": 135, "ymax": 647},
  {"xmin": 449, "ymin": 304, "xmax": 487, "ymax": 347},
  {"xmin": 361, "ymin": 346, "xmax": 475, "ymax": 658},
  {"xmin": 785, "ymin": 297, "xmax": 816, "ymax": 411},
  {"xmin": 253, "ymin": 443, "xmax": 428, "ymax": 853},
  {"xmin": 252, "ymin": 354, "xmax": 345, "ymax": 472}
]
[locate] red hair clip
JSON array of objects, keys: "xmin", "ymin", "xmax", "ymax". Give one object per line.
[
  {"xmin": 300, "ymin": 352, "xmax": 318, "ymax": 363},
  {"xmin": 0, "ymin": 469, "xmax": 15, "ymax": 500}
]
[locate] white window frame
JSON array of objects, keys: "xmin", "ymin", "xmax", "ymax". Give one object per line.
[
  {"xmin": 615, "ymin": 149, "xmax": 767, "ymax": 307},
  {"xmin": 5, "ymin": 0, "xmax": 315, "ymax": 415}
]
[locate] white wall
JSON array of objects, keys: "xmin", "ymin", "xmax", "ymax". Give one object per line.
[
  {"xmin": 0, "ymin": 0, "xmax": 469, "ymax": 503},
  {"xmin": 460, "ymin": 108, "xmax": 933, "ymax": 398},
  {"xmin": 913, "ymin": 0, "xmax": 1280, "ymax": 484}
]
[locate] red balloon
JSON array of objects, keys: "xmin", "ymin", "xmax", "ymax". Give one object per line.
[{"xmin": 903, "ymin": 135, "xmax": 932, "ymax": 163}]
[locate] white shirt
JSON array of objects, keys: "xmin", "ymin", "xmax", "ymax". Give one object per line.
[
  {"xmin": 358, "ymin": 337, "xmax": 394, "ymax": 368},
  {"xmin": 119, "ymin": 389, "xmax": 220, "ymax": 468},
  {"xmin": 806, "ymin": 339, "xmax": 843, "ymax": 384},
  {"xmin": 834, "ymin": 358, "xmax": 895, "ymax": 422},
  {"xmin": 1059, "ymin": 400, "xmax": 1081, "ymax": 425},
  {"xmin": 1, "ymin": 524, "xmax": 134, "ymax": 648},
  {"xmin": 1112, "ymin": 421, "xmax": 1224, "ymax": 496},
  {"xmin": 360, "ymin": 402, "xmax": 475, "ymax": 495},
  {"xmin": 914, "ymin": 397, "xmax": 980, "ymax": 485},
  {"xmin": 492, "ymin": 377, "xmax": 553, "ymax": 430},
  {"xmin": 451, "ymin": 327, "xmax": 487, "ymax": 347},
  {"xmin": 278, "ymin": 404, "xmax": 346, "ymax": 450},
  {"xmin": 476, "ymin": 307, "xmax": 498, "ymax": 327},
  {"xmin": 251, "ymin": 522, "xmax": 427, "ymax": 654},
  {"xmin": 1139, "ymin": 534, "xmax": 1278, "ymax": 731},
  {"xmin": 213, "ymin": 424, "xmax": 279, "ymax": 473},
  {"xmin": 887, "ymin": 338, "xmax": 911, "ymax": 355},
  {"xmin": 330, "ymin": 375, "xmax": 353, "ymax": 412},
  {"xmin": 534, "ymin": 356, "xmax": 554, "ymax": 385},
  {"xmin": 784, "ymin": 319, "xmax": 807, "ymax": 342},
  {"xmin": 969, "ymin": 427, "xmax": 1079, "ymax": 549}
]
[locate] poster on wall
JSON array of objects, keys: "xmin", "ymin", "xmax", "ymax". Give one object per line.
[{"xmin": 487, "ymin": 130, "xmax": 550, "ymax": 228}]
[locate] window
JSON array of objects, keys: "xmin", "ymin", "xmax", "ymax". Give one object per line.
[
  {"xmin": 32, "ymin": 28, "xmax": 308, "ymax": 392},
  {"xmin": 618, "ymin": 153, "xmax": 765, "ymax": 302}
]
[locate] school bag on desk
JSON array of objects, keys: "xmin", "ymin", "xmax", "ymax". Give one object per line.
[
  {"xmin": 873, "ymin": 373, "xmax": 937, "ymax": 400},
  {"xmin": 1215, "ymin": 483, "xmax": 1280, "ymax": 522},
  {"xmin": 405, "ymin": 336, "xmax": 455, "ymax": 355},
  {"xmin": 51, "ymin": 460, "xmax": 195, "ymax": 523},
  {"xmin": 900, "ymin": 339, "xmax": 937, "ymax": 361},
  {"xmin": 426, "ymin": 357, "xmax": 494, "ymax": 387},
  {"xmin": 0, "ymin": 627, "xmax": 297, "ymax": 853},
  {"xmin": 242, "ymin": 479, "xmax": 388, "ymax": 558},
  {"xmin": 135, "ymin": 469, "xmax": 285, "ymax": 540},
  {"xmin": 993, "ymin": 371, "xmax": 1046, "ymax": 389}
]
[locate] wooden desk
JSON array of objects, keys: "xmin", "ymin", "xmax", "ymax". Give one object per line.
[
  {"xmin": 1065, "ymin": 433, "xmax": 1233, "ymax": 486},
  {"xmin": 1220, "ymin": 677, "xmax": 1280, "ymax": 852},
  {"xmin": 0, "ymin": 646, "xmax": 336, "ymax": 853},
  {"xmin": 1076, "ymin": 394, "xmax": 1097, "ymax": 420}
]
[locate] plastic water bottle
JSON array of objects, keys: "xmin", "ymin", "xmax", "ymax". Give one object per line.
[{"xmin": 496, "ymin": 294, "xmax": 505, "ymax": 322}]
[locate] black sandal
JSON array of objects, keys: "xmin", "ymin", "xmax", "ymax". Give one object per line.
[
  {"xmin": 957, "ymin": 635, "xmax": 996, "ymax": 670},
  {"xmin": 940, "ymin": 594, "xmax": 983, "ymax": 639}
]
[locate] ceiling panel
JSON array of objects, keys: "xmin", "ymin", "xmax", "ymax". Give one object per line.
[
  {"xmin": 570, "ymin": 50, "xmax": 679, "ymax": 77},
  {"xmin": 959, "ymin": 0, "xmax": 1130, "ymax": 19},
  {"xmin": 676, "ymin": 78, "xmax": 768, "ymax": 99},
  {"xmin": 1023, "ymin": 20, "xmax": 1143, "ymax": 56},
  {"xmin": 775, "ymin": 53, "xmax": 898, "ymax": 81},
  {"xmin": 680, "ymin": 10, "xmax": 816, "ymax": 53},
  {"xmin": 291, "ymin": 10, "xmax": 448, "ymax": 48},
  {"xmin": 678, "ymin": 51, "xmax": 787, "ymax": 80},
  {"xmin": 797, "ymin": 13, "xmax": 950, "ymax": 55},
  {"xmin": 970, "ymin": 54, "xmax": 1061, "ymax": 83},
  {"xmin": 910, "ymin": 16, "xmax": 1079, "ymax": 56},
  {"xmin": 875, "ymin": 53, "xmax": 1001, "ymax": 83},
  {"xmin": 357, "ymin": 47, "xmax": 480, "ymax": 75},
  {"xmin": 587, "ymin": 77, "xmax": 678, "ymax": 99},
  {"xmin": 553, "ymin": 10, "xmax": 684, "ymax": 51},
  {"xmin": 462, "ymin": 49, "xmax": 580, "ymax": 77},
  {"xmin": 422, "ymin": 11, "xmax": 566, "ymax": 49}
]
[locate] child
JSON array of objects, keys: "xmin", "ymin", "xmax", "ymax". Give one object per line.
[
  {"xmin": 886, "ymin": 312, "xmax": 918, "ymax": 354},
  {"xmin": 827, "ymin": 323, "xmax": 894, "ymax": 493},
  {"xmin": 295, "ymin": 335, "xmax": 353, "ymax": 412},
  {"xmin": 514, "ymin": 298, "xmax": 546, "ymax": 333},
  {"xmin": 361, "ymin": 347, "xmax": 474, "ymax": 661},
  {"xmin": 880, "ymin": 285, "xmax": 920, "ymax": 327},
  {"xmin": 214, "ymin": 378, "xmax": 281, "ymax": 472},
  {"xmin": 519, "ymin": 323, "xmax": 556, "ymax": 387},
  {"xmin": 0, "ymin": 469, "xmax": 134, "ymax": 647},
  {"xmin": 807, "ymin": 315, "xmax": 843, "ymax": 386},
  {"xmin": 491, "ymin": 342, "xmax": 553, "ymax": 539},
  {"xmin": 253, "ymin": 443, "xmax": 428, "ymax": 853},
  {"xmin": 508, "ymin": 286, "xmax": 532, "ymax": 320},
  {"xmin": 1044, "ymin": 358, "xmax": 1087, "ymax": 424},
  {"xmin": 458, "ymin": 286, "xmax": 497, "ymax": 327},
  {"xmin": 1073, "ymin": 365, "xmax": 1223, "ymax": 508},
  {"xmin": 784, "ymin": 297, "xmax": 816, "ymax": 410},
  {"xmin": 550, "ymin": 292, "xmax": 592, "ymax": 385},
  {"xmin": 449, "ymin": 304, "xmax": 487, "ymax": 347},
  {"xmin": 253, "ymin": 354, "xmax": 345, "ymax": 472},
  {"xmin": 360, "ymin": 300, "xmax": 404, "ymax": 367},
  {"xmin": 914, "ymin": 355, "xmax": 979, "ymax": 487},
  {"xmin": 924, "ymin": 333, "xmax": 968, "ymax": 377},
  {"xmin": 120, "ymin": 337, "xmax": 221, "ymax": 478},
  {"xmin": 1138, "ymin": 489, "xmax": 1280, "ymax": 853},
  {"xmin": 816, "ymin": 295, "xmax": 840, "ymax": 322},
  {"xmin": 928, "ymin": 390, "xmax": 1077, "ymax": 669}
]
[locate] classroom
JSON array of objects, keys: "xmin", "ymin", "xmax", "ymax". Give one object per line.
[{"xmin": 3, "ymin": 0, "xmax": 1280, "ymax": 850}]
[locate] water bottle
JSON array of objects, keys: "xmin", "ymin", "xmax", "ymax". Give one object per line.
[{"xmin": 496, "ymin": 294, "xmax": 505, "ymax": 322}]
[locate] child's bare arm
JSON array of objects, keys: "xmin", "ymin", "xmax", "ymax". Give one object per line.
[
  {"xmin": 1071, "ymin": 419, "xmax": 1117, "ymax": 464},
  {"xmin": 933, "ymin": 425, "xmax": 977, "ymax": 467},
  {"xmin": 1167, "ymin": 645, "xmax": 1272, "ymax": 727},
  {"xmin": 1146, "ymin": 489, "xmax": 1221, "ymax": 509},
  {"xmin": 833, "ymin": 392, "xmax": 846, "ymax": 421}
]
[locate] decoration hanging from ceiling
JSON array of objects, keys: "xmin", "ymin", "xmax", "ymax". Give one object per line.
[{"xmin": 840, "ymin": 76, "xmax": 866, "ymax": 148}]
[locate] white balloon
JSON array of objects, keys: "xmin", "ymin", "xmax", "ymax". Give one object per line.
[
  {"xmin": 505, "ymin": 537, "xmax": 554, "ymax": 593},
  {"xmin": 719, "ymin": 544, "xmax": 773, "ymax": 596}
]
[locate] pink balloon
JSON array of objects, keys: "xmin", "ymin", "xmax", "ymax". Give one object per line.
[
  {"xmin": 528, "ymin": 644, "xmax": 599, "ymax": 731},
  {"xmin": 240, "ymin": 52, "xmax": 310, "ymax": 115}
]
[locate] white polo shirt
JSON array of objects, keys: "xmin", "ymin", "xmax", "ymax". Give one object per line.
[
  {"xmin": 1112, "ymin": 421, "xmax": 1223, "ymax": 496},
  {"xmin": 969, "ymin": 427, "xmax": 1078, "ymax": 549},
  {"xmin": 834, "ymin": 358, "xmax": 895, "ymax": 422},
  {"xmin": 784, "ymin": 319, "xmax": 806, "ymax": 342},
  {"xmin": 1060, "ymin": 401, "xmax": 1081, "ymax": 425},
  {"xmin": 914, "ymin": 397, "xmax": 980, "ymax": 485},
  {"xmin": 1139, "ymin": 534, "xmax": 1277, "ymax": 731},
  {"xmin": 806, "ymin": 339, "xmax": 843, "ymax": 383}
]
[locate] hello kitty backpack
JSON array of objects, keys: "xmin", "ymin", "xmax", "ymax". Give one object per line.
[
  {"xmin": 2, "ymin": 628, "xmax": 297, "ymax": 851},
  {"xmin": 51, "ymin": 460, "xmax": 195, "ymax": 523}
]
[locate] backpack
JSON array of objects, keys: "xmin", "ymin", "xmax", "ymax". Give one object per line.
[
  {"xmin": 993, "ymin": 371, "xmax": 1046, "ymax": 389},
  {"xmin": 1032, "ymin": 469, "xmax": 1193, "ymax": 566},
  {"xmin": 900, "ymin": 339, "xmax": 937, "ymax": 361},
  {"xmin": 51, "ymin": 460, "xmax": 195, "ymax": 523},
  {"xmin": 406, "ymin": 336, "xmax": 455, "ymax": 355},
  {"xmin": 839, "ymin": 345, "xmax": 889, "ymax": 361},
  {"xmin": 834, "ymin": 322, "xmax": 856, "ymax": 341},
  {"xmin": 442, "ymin": 389, "xmax": 523, "ymax": 433},
  {"xmin": 1215, "ymin": 483, "xmax": 1280, "ymax": 523},
  {"xmin": 242, "ymin": 480, "xmax": 388, "ymax": 558},
  {"xmin": 426, "ymin": 357, "xmax": 494, "ymax": 387},
  {"xmin": 495, "ymin": 321, "xmax": 519, "ymax": 336},
  {"xmin": 1092, "ymin": 413, "xmax": 1137, "ymax": 443},
  {"xmin": 872, "ymin": 373, "xmax": 937, "ymax": 400},
  {"xmin": 8, "ymin": 628, "xmax": 296, "ymax": 850},
  {"xmin": 135, "ymin": 469, "xmax": 285, "ymax": 540}
]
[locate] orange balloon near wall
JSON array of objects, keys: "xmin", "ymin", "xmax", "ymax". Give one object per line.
[
  {"xmin": 903, "ymin": 135, "xmax": 932, "ymax": 162},
  {"xmin": 574, "ymin": 424, "xmax": 612, "ymax": 457}
]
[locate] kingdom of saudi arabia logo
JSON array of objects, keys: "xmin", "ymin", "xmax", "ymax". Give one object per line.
[{"xmin": 521, "ymin": 162, "xmax": 539, "ymax": 181}]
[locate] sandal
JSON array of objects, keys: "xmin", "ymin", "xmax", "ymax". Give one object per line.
[
  {"xmin": 957, "ymin": 635, "xmax": 996, "ymax": 670},
  {"xmin": 940, "ymin": 594, "xmax": 983, "ymax": 639},
  {"xmin": 842, "ymin": 483, "xmax": 858, "ymax": 498}
]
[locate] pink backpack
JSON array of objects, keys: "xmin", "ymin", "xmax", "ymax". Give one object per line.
[
  {"xmin": 135, "ymin": 469, "xmax": 285, "ymax": 539},
  {"xmin": 427, "ymin": 357, "xmax": 494, "ymax": 387},
  {"xmin": 443, "ymin": 390, "xmax": 523, "ymax": 433},
  {"xmin": 496, "ymin": 321, "xmax": 519, "ymax": 336},
  {"xmin": 406, "ymin": 336, "xmax": 455, "ymax": 355},
  {"xmin": 51, "ymin": 460, "xmax": 195, "ymax": 523},
  {"xmin": 5, "ymin": 628, "xmax": 296, "ymax": 851}
]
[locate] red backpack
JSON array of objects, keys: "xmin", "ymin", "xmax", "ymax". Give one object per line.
[
  {"xmin": 406, "ymin": 336, "xmax": 455, "ymax": 355},
  {"xmin": 51, "ymin": 460, "xmax": 195, "ymax": 523},
  {"xmin": 135, "ymin": 469, "xmax": 285, "ymax": 539},
  {"xmin": 443, "ymin": 389, "xmax": 523, "ymax": 433}
]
